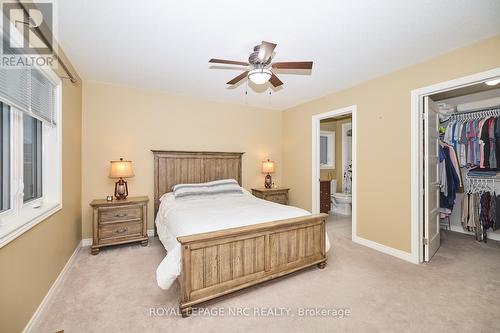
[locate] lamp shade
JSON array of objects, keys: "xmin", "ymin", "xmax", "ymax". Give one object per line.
[
  {"xmin": 109, "ymin": 158, "xmax": 134, "ymax": 179},
  {"xmin": 261, "ymin": 159, "xmax": 275, "ymax": 174}
]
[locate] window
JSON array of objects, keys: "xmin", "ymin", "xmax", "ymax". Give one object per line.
[
  {"xmin": 0, "ymin": 103, "xmax": 10, "ymax": 212},
  {"xmin": 23, "ymin": 115, "xmax": 43, "ymax": 202},
  {"xmin": 0, "ymin": 65, "xmax": 61, "ymax": 248},
  {"xmin": 320, "ymin": 131, "xmax": 335, "ymax": 169}
]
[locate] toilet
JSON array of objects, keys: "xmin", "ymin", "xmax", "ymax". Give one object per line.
[{"xmin": 330, "ymin": 180, "xmax": 352, "ymax": 215}]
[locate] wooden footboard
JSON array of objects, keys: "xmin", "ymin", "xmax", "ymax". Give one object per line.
[{"xmin": 176, "ymin": 213, "xmax": 328, "ymax": 317}]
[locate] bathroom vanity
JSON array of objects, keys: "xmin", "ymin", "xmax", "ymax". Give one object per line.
[{"xmin": 319, "ymin": 180, "xmax": 331, "ymax": 213}]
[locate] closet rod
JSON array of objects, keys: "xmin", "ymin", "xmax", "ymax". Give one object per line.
[{"xmin": 466, "ymin": 175, "xmax": 500, "ymax": 180}]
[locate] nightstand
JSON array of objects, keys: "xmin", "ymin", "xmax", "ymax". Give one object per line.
[
  {"xmin": 251, "ymin": 188, "xmax": 289, "ymax": 205},
  {"xmin": 89, "ymin": 196, "xmax": 149, "ymax": 255}
]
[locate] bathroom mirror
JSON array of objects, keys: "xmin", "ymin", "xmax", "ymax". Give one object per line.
[{"xmin": 320, "ymin": 130, "xmax": 335, "ymax": 169}]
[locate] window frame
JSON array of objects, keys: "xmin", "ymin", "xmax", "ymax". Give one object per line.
[
  {"xmin": 320, "ymin": 130, "xmax": 335, "ymax": 169},
  {"xmin": 0, "ymin": 66, "xmax": 62, "ymax": 248},
  {"xmin": 0, "ymin": 103, "xmax": 12, "ymax": 214},
  {"xmin": 22, "ymin": 114, "xmax": 43, "ymax": 203}
]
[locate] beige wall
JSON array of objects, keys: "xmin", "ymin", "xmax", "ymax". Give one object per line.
[
  {"xmin": 0, "ymin": 80, "xmax": 82, "ymax": 333},
  {"xmin": 282, "ymin": 35, "xmax": 500, "ymax": 253},
  {"xmin": 81, "ymin": 82, "xmax": 283, "ymax": 238}
]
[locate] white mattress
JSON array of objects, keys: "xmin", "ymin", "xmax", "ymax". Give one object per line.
[{"xmin": 155, "ymin": 190, "xmax": 331, "ymax": 289}]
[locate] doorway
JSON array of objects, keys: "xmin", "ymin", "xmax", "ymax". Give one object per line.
[
  {"xmin": 312, "ymin": 105, "xmax": 357, "ymax": 240},
  {"xmin": 412, "ymin": 67, "xmax": 500, "ymax": 263}
]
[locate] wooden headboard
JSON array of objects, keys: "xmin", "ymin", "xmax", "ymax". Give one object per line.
[{"xmin": 152, "ymin": 150, "xmax": 244, "ymax": 217}]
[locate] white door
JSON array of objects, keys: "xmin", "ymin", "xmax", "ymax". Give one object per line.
[{"xmin": 424, "ymin": 96, "xmax": 441, "ymax": 261}]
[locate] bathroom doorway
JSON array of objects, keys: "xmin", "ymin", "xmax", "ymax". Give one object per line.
[{"xmin": 312, "ymin": 105, "xmax": 357, "ymax": 240}]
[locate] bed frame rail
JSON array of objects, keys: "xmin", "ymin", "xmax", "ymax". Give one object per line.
[{"xmin": 177, "ymin": 213, "xmax": 328, "ymax": 316}]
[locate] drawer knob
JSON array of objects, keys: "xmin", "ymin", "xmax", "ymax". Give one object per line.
[
  {"xmin": 115, "ymin": 213, "xmax": 128, "ymax": 218},
  {"xmin": 115, "ymin": 227, "xmax": 128, "ymax": 234}
]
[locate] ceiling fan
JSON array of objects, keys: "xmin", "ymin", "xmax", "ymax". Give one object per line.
[{"xmin": 209, "ymin": 41, "xmax": 313, "ymax": 87}]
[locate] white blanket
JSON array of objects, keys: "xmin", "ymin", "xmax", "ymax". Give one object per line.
[{"xmin": 155, "ymin": 190, "xmax": 331, "ymax": 289}]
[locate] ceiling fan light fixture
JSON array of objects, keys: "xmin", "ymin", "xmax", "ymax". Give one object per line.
[{"xmin": 248, "ymin": 68, "xmax": 272, "ymax": 85}]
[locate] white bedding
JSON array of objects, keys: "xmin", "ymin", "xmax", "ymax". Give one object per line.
[{"xmin": 155, "ymin": 190, "xmax": 331, "ymax": 289}]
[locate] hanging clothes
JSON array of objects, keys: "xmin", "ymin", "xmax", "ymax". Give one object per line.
[
  {"xmin": 439, "ymin": 143, "xmax": 460, "ymax": 212},
  {"xmin": 495, "ymin": 194, "xmax": 500, "ymax": 231},
  {"xmin": 439, "ymin": 141, "xmax": 462, "ymax": 189},
  {"xmin": 441, "ymin": 108, "xmax": 500, "ymax": 242},
  {"xmin": 488, "ymin": 118, "xmax": 496, "ymax": 168},
  {"xmin": 495, "ymin": 117, "xmax": 500, "ymax": 166},
  {"xmin": 443, "ymin": 114, "xmax": 500, "ymax": 170},
  {"xmin": 462, "ymin": 175, "xmax": 500, "ymax": 243},
  {"xmin": 489, "ymin": 192, "xmax": 496, "ymax": 229},
  {"xmin": 460, "ymin": 123, "xmax": 467, "ymax": 167}
]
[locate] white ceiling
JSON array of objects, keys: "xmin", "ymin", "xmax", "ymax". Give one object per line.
[{"xmin": 56, "ymin": 0, "xmax": 500, "ymax": 110}]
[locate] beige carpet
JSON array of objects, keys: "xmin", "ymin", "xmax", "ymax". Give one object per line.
[{"xmin": 33, "ymin": 215, "xmax": 500, "ymax": 333}]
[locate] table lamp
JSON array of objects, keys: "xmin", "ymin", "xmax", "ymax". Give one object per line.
[
  {"xmin": 109, "ymin": 158, "xmax": 134, "ymax": 200},
  {"xmin": 262, "ymin": 159, "xmax": 275, "ymax": 189}
]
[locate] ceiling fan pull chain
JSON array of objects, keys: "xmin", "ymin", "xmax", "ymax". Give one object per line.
[{"xmin": 245, "ymin": 80, "xmax": 248, "ymax": 104}]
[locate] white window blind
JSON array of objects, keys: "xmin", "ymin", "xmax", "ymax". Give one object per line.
[
  {"xmin": 0, "ymin": 66, "xmax": 56, "ymax": 125},
  {"xmin": 0, "ymin": 67, "xmax": 30, "ymax": 112},
  {"xmin": 30, "ymin": 69, "xmax": 55, "ymax": 124}
]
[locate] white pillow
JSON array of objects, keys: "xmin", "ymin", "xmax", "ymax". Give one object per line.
[
  {"xmin": 172, "ymin": 179, "xmax": 238, "ymax": 192},
  {"xmin": 173, "ymin": 179, "xmax": 243, "ymax": 200}
]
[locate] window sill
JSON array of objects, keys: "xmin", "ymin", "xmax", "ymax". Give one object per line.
[{"xmin": 0, "ymin": 202, "xmax": 62, "ymax": 248}]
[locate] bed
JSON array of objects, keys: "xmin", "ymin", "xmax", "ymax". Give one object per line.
[{"xmin": 152, "ymin": 150, "xmax": 329, "ymax": 317}]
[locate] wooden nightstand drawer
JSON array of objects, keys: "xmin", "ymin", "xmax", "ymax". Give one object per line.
[
  {"xmin": 252, "ymin": 188, "xmax": 289, "ymax": 205},
  {"xmin": 99, "ymin": 205, "xmax": 142, "ymax": 223},
  {"xmin": 266, "ymin": 193, "xmax": 287, "ymax": 204},
  {"xmin": 99, "ymin": 221, "xmax": 142, "ymax": 242}
]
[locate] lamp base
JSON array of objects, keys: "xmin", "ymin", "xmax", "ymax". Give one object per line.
[
  {"xmin": 264, "ymin": 174, "xmax": 272, "ymax": 189},
  {"xmin": 114, "ymin": 178, "xmax": 129, "ymax": 200}
]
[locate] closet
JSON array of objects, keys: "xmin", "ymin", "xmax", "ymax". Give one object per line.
[{"xmin": 425, "ymin": 84, "xmax": 500, "ymax": 259}]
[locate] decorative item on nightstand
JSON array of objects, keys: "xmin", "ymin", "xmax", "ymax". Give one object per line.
[
  {"xmin": 109, "ymin": 158, "xmax": 134, "ymax": 200},
  {"xmin": 262, "ymin": 159, "xmax": 275, "ymax": 189}
]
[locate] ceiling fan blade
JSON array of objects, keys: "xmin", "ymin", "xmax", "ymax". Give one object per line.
[
  {"xmin": 269, "ymin": 73, "xmax": 283, "ymax": 87},
  {"xmin": 227, "ymin": 71, "xmax": 249, "ymax": 85},
  {"xmin": 257, "ymin": 41, "xmax": 277, "ymax": 63},
  {"xmin": 209, "ymin": 58, "xmax": 249, "ymax": 66},
  {"xmin": 272, "ymin": 61, "xmax": 313, "ymax": 69}
]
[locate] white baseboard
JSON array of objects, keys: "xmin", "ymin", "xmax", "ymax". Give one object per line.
[
  {"xmin": 81, "ymin": 229, "xmax": 155, "ymax": 247},
  {"xmin": 352, "ymin": 235, "xmax": 418, "ymax": 264},
  {"xmin": 81, "ymin": 238, "xmax": 92, "ymax": 247},
  {"xmin": 23, "ymin": 240, "xmax": 82, "ymax": 333}
]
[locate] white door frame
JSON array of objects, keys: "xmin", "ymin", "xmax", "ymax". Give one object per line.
[
  {"xmin": 411, "ymin": 67, "xmax": 500, "ymax": 263},
  {"xmin": 312, "ymin": 105, "xmax": 357, "ymax": 240}
]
